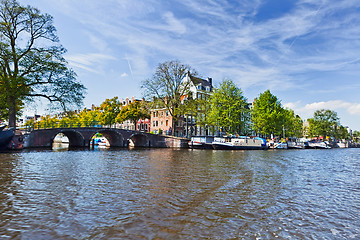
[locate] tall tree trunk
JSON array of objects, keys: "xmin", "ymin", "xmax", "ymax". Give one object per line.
[
  {"xmin": 8, "ymin": 98, "xmax": 17, "ymax": 128},
  {"xmin": 171, "ymin": 117, "xmax": 176, "ymax": 136}
]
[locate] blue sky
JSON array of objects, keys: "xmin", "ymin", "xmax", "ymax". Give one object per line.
[{"xmin": 20, "ymin": 0, "xmax": 360, "ymax": 130}]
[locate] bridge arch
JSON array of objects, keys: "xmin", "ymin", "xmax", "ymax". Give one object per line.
[
  {"xmin": 51, "ymin": 129, "xmax": 85, "ymax": 148},
  {"xmin": 90, "ymin": 129, "xmax": 124, "ymax": 147},
  {"xmin": 129, "ymin": 133, "xmax": 150, "ymax": 147}
]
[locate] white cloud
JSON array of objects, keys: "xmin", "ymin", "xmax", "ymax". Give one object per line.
[
  {"xmin": 304, "ymin": 101, "xmax": 360, "ymax": 115},
  {"xmin": 284, "ymin": 100, "xmax": 360, "ymax": 120},
  {"xmin": 162, "ymin": 12, "xmax": 186, "ymax": 35},
  {"xmin": 120, "ymin": 72, "xmax": 128, "ymax": 77}
]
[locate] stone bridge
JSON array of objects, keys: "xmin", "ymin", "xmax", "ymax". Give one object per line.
[{"xmin": 25, "ymin": 127, "xmax": 188, "ymax": 149}]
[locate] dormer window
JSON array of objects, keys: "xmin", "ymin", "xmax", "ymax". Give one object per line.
[
  {"xmin": 197, "ymin": 85, "xmax": 201, "ymax": 90},
  {"xmin": 206, "ymin": 86, "xmax": 210, "ymax": 91}
]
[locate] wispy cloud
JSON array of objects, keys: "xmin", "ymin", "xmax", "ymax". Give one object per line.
[
  {"xmin": 66, "ymin": 53, "xmax": 116, "ymax": 74},
  {"xmin": 47, "ymin": 0, "xmax": 360, "ymax": 89}
]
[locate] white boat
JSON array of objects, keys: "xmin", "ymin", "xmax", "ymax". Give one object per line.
[
  {"xmin": 212, "ymin": 136, "xmax": 267, "ymax": 150},
  {"xmin": 308, "ymin": 141, "xmax": 331, "ymax": 149},
  {"xmin": 337, "ymin": 141, "xmax": 348, "ymax": 148},
  {"xmin": 287, "ymin": 139, "xmax": 304, "ymax": 149},
  {"xmin": 274, "ymin": 142, "xmax": 288, "ymax": 149},
  {"xmin": 188, "ymin": 136, "xmax": 214, "ymax": 149},
  {"xmin": 96, "ymin": 137, "xmax": 109, "ymax": 147}
]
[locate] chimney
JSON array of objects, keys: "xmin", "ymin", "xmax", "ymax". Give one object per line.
[{"xmin": 207, "ymin": 77, "xmax": 212, "ymax": 86}]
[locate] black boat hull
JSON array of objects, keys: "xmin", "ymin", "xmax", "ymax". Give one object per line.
[
  {"xmin": 0, "ymin": 129, "xmax": 15, "ymax": 150},
  {"xmin": 212, "ymin": 142, "xmax": 267, "ymax": 150},
  {"xmin": 188, "ymin": 142, "xmax": 213, "ymax": 149}
]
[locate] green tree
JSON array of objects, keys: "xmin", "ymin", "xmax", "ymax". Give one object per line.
[
  {"xmin": 308, "ymin": 109, "xmax": 339, "ymax": 138},
  {"xmin": 283, "ymin": 108, "xmax": 303, "ymax": 138},
  {"xmin": 141, "ymin": 60, "xmax": 197, "ymax": 135},
  {"xmin": 116, "ymin": 100, "xmax": 150, "ymax": 127},
  {"xmin": 0, "ymin": 0, "xmax": 86, "ymax": 127},
  {"xmin": 35, "ymin": 115, "xmax": 58, "ymax": 129},
  {"xmin": 334, "ymin": 125, "xmax": 350, "ymax": 140},
  {"xmin": 78, "ymin": 108, "xmax": 100, "ymax": 127},
  {"xmin": 251, "ymin": 90, "xmax": 285, "ymax": 137},
  {"xmin": 352, "ymin": 130, "xmax": 360, "ymax": 142},
  {"xmin": 208, "ymin": 79, "xmax": 249, "ymax": 135},
  {"xmin": 178, "ymin": 96, "xmax": 211, "ymax": 136},
  {"xmin": 98, "ymin": 97, "xmax": 122, "ymax": 126}
]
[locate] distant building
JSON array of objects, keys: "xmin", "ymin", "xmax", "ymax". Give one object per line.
[
  {"xmin": 136, "ymin": 118, "xmax": 151, "ymax": 133},
  {"xmin": 117, "ymin": 96, "xmax": 150, "ymax": 131}
]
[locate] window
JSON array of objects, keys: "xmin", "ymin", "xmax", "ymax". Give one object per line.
[
  {"xmin": 145, "ymin": 124, "xmax": 148, "ymax": 130},
  {"xmin": 137, "ymin": 124, "xmax": 140, "ymax": 130},
  {"xmin": 166, "ymin": 120, "xmax": 168, "ymax": 126},
  {"xmin": 156, "ymin": 121, "xmax": 158, "ymax": 127},
  {"xmin": 161, "ymin": 111, "xmax": 164, "ymax": 116},
  {"xmin": 166, "ymin": 111, "xmax": 169, "ymax": 117},
  {"xmin": 153, "ymin": 121, "xmax": 155, "ymax": 127}
]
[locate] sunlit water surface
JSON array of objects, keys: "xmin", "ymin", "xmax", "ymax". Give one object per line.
[{"xmin": 0, "ymin": 148, "xmax": 359, "ymax": 239}]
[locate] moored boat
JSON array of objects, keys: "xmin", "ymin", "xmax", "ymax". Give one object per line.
[
  {"xmin": 308, "ymin": 140, "xmax": 331, "ymax": 149},
  {"xmin": 287, "ymin": 138, "xmax": 305, "ymax": 149},
  {"xmin": 0, "ymin": 125, "xmax": 15, "ymax": 150},
  {"xmin": 188, "ymin": 136, "xmax": 214, "ymax": 149},
  {"xmin": 274, "ymin": 142, "xmax": 288, "ymax": 149},
  {"xmin": 212, "ymin": 136, "xmax": 267, "ymax": 150}
]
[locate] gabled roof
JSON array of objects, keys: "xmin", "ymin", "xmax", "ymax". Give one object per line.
[{"xmin": 189, "ymin": 75, "xmax": 213, "ymax": 91}]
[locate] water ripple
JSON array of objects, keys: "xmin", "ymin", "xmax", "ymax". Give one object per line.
[{"xmin": 0, "ymin": 148, "xmax": 359, "ymax": 239}]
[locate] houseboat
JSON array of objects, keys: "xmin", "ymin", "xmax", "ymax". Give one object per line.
[
  {"xmin": 188, "ymin": 136, "xmax": 214, "ymax": 149},
  {"xmin": 212, "ymin": 136, "xmax": 267, "ymax": 150}
]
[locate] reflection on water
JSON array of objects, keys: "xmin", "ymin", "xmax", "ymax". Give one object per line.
[
  {"xmin": 52, "ymin": 142, "xmax": 70, "ymax": 151},
  {"xmin": 0, "ymin": 148, "xmax": 359, "ymax": 239}
]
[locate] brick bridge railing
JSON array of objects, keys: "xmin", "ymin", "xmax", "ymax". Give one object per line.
[{"xmin": 24, "ymin": 126, "xmax": 189, "ymax": 149}]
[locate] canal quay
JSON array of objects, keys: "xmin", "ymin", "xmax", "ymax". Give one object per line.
[{"xmin": 0, "ymin": 148, "xmax": 359, "ymax": 239}]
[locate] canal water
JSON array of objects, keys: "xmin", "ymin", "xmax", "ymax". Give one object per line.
[{"xmin": 0, "ymin": 148, "xmax": 359, "ymax": 239}]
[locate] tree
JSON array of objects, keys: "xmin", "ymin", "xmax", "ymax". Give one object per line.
[
  {"xmin": 353, "ymin": 130, "xmax": 360, "ymax": 143},
  {"xmin": 283, "ymin": 109, "xmax": 303, "ymax": 138},
  {"xmin": 98, "ymin": 97, "xmax": 122, "ymax": 126},
  {"xmin": 141, "ymin": 60, "xmax": 197, "ymax": 135},
  {"xmin": 178, "ymin": 96, "xmax": 211, "ymax": 136},
  {"xmin": 78, "ymin": 108, "xmax": 100, "ymax": 127},
  {"xmin": 251, "ymin": 90, "xmax": 285, "ymax": 137},
  {"xmin": 116, "ymin": 100, "xmax": 150, "ymax": 127},
  {"xmin": 307, "ymin": 109, "xmax": 339, "ymax": 138},
  {"xmin": 208, "ymin": 79, "xmax": 249, "ymax": 135},
  {"xmin": 0, "ymin": 0, "xmax": 86, "ymax": 127},
  {"xmin": 335, "ymin": 125, "xmax": 350, "ymax": 140}
]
